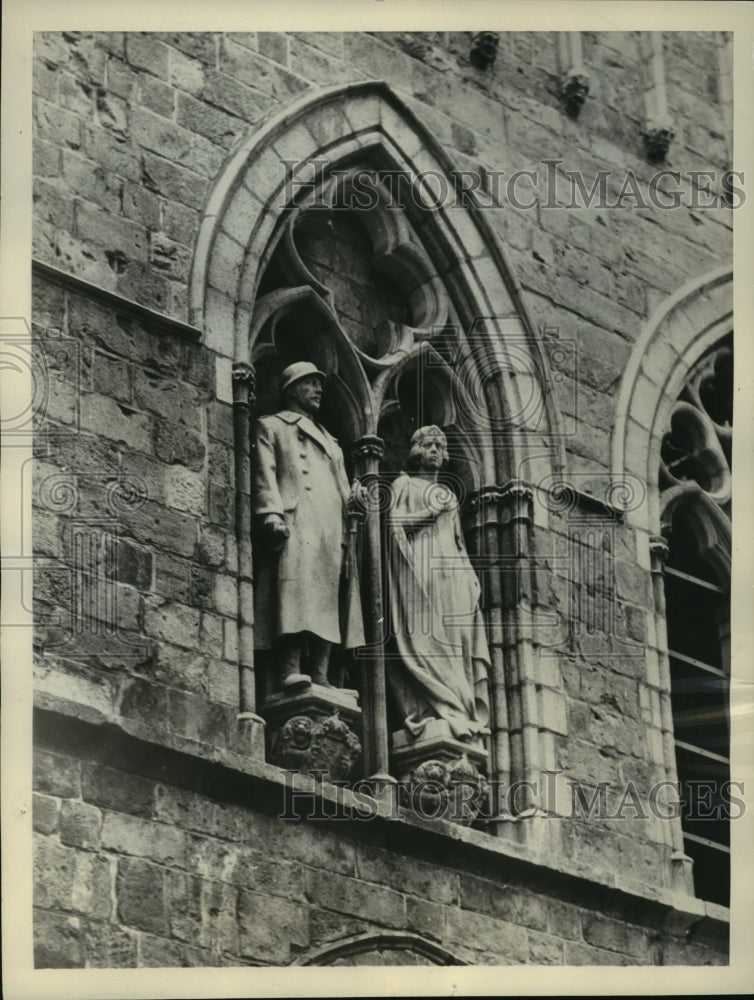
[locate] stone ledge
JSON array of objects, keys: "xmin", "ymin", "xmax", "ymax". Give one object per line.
[
  {"xmin": 32, "ymin": 258, "xmax": 202, "ymax": 343},
  {"xmin": 32, "ymin": 690, "xmax": 729, "ymax": 943}
]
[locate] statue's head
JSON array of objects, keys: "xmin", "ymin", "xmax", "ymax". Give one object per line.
[
  {"xmin": 407, "ymin": 425, "xmax": 447, "ymax": 472},
  {"xmin": 280, "ymin": 361, "xmax": 326, "ymax": 415}
]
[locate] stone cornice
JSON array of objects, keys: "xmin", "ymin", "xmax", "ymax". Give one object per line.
[{"xmin": 32, "ymin": 258, "xmax": 202, "ymax": 343}]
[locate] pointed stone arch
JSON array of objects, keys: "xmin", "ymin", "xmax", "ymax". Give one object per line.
[
  {"xmin": 290, "ymin": 930, "xmax": 466, "ymax": 966},
  {"xmin": 189, "ymin": 79, "xmax": 563, "ymax": 483},
  {"xmin": 190, "ymin": 79, "xmax": 564, "ymax": 803},
  {"xmin": 611, "ymin": 264, "xmax": 732, "ymax": 536}
]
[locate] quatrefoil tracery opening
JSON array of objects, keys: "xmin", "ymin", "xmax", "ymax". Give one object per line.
[
  {"xmin": 660, "ymin": 336, "xmax": 733, "ymax": 516},
  {"xmin": 268, "ymin": 166, "xmax": 450, "ymax": 365},
  {"xmin": 250, "ymin": 162, "xmax": 463, "ymax": 446}
]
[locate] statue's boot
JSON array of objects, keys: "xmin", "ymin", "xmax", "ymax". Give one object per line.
[
  {"xmin": 278, "ymin": 635, "xmax": 311, "ymax": 690},
  {"xmin": 309, "ymin": 637, "xmax": 332, "ymax": 688}
]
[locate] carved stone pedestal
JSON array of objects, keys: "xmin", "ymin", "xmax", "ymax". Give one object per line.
[
  {"xmin": 391, "ymin": 720, "xmax": 489, "ymax": 825},
  {"xmin": 263, "ymin": 685, "xmax": 362, "ymax": 782}
]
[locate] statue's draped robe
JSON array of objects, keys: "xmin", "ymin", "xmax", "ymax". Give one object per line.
[
  {"xmin": 252, "ymin": 410, "xmax": 364, "ymax": 650},
  {"xmin": 386, "ymin": 474, "xmax": 491, "ymax": 740}
]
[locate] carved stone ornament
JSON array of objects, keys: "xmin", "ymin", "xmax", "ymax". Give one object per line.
[
  {"xmin": 643, "ymin": 119, "xmax": 675, "ymax": 163},
  {"xmin": 561, "ymin": 69, "xmax": 590, "ymax": 116},
  {"xmin": 400, "ymin": 754, "xmax": 489, "ymax": 826},
  {"xmin": 350, "ymin": 434, "xmax": 385, "ymax": 464},
  {"xmin": 470, "ymin": 31, "xmax": 500, "ymax": 69},
  {"xmin": 660, "ymin": 338, "xmax": 732, "ymax": 520},
  {"xmin": 232, "ymin": 361, "xmax": 256, "ymax": 407},
  {"xmin": 275, "ymin": 710, "xmax": 362, "ymax": 781},
  {"xmin": 465, "ymin": 480, "xmax": 534, "ymax": 527}
]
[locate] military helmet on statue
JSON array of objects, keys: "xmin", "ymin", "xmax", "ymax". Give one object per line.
[{"xmin": 280, "ymin": 361, "xmax": 327, "ymax": 393}]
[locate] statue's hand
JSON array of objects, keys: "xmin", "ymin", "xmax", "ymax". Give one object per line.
[{"xmin": 262, "ymin": 513, "xmax": 289, "ymax": 550}]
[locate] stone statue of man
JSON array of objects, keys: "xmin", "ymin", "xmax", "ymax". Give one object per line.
[
  {"xmin": 252, "ymin": 362, "xmax": 364, "ymax": 690},
  {"xmin": 386, "ymin": 425, "xmax": 491, "ymax": 741}
]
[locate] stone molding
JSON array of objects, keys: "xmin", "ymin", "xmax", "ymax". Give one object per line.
[
  {"xmin": 32, "ymin": 258, "xmax": 201, "ymax": 343},
  {"xmin": 292, "ymin": 931, "xmax": 465, "ymax": 966},
  {"xmin": 610, "ymin": 265, "xmax": 732, "ymax": 534}
]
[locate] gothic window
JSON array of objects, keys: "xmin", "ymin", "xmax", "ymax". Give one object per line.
[{"xmin": 659, "ymin": 334, "xmax": 732, "ymax": 906}]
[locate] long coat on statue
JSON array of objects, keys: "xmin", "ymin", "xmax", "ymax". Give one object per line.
[{"xmin": 252, "ymin": 410, "xmax": 364, "ymax": 651}]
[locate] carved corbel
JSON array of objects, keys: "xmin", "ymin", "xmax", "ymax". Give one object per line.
[
  {"xmin": 643, "ymin": 120, "xmax": 675, "ymax": 163},
  {"xmin": 558, "ymin": 33, "xmax": 589, "ymax": 117},
  {"xmin": 649, "ymin": 533, "xmax": 670, "ymax": 574},
  {"xmin": 400, "ymin": 754, "xmax": 489, "ymax": 826},
  {"xmin": 275, "ymin": 711, "xmax": 362, "ymax": 781},
  {"xmin": 561, "ymin": 68, "xmax": 590, "ymax": 116},
  {"xmin": 470, "ymin": 31, "xmax": 500, "ymax": 69},
  {"xmin": 232, "ymin": 361, "xmax": 256, "ymax": 409}
]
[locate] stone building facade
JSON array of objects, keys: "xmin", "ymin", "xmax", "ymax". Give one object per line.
[{"xmin": 30, "ymin": 30, "xmax": 734, "ymax": 968}]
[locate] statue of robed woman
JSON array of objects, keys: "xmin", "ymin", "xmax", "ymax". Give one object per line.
[{"xmin": 385, "ymin": 426, "xmax": 491, "ymax": 742}]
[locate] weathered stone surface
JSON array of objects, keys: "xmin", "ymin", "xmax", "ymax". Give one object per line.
[
  {"xmin": 144, "ymin": 599, "xmax": 201, "ymax": 649},
  {"xmin": 154, "ymin": 786, "xmax": 246, "ymax": 841},
  {"xmin": 81, "ymin": 761, "xmax": 156, "ymax": 817},
  {"xmin": 34, "ymin": 909, "xmax": 82, "ymax": 968},
  {"xmin": 125, "ymin": 34, "xmax": 169, "ymax": 79},
  {"xmin": 444, "ymin": 905, "xmax": 528, "ymax": 963},
  {"xmin": 152, "ymin": 643, "xmax": 208, "ymax": 693},
  {"xmin": 207, "ymin": 658, "xmax": 237, "ymax": 705},
  {"xmin": 405, "ymin": 896, "xmax": 445, "ymax": 942},
  {"xmin": 141, "ymin": 152, "xmax": 207, "ymax": 209},
  {"xmin": 565, "ymin": 940, "xmax": 633, "ymax": 965},
  {"xmin": 582, "ymin": 912, "xmax": 651, "ymax": 959},
  {"xmin": 80, "ymin": 394, "xmax": 152, "ymax": 453},
  {"xmin": 102, "ymin": 812, "xmax": 186, "ymax": 866},
  {"xmin": 34, "ymin": 837, "xmax": 112, "ymax": 919},
  {"xmin": 164, "ymin": 465, "xmax": 205, "ymax": 516},
  {"xmin": 305, "ymin": 869, "xmax": 406, "ymax": 929},
  {"xmin": 116, "ymin": 857, "xmax": 167, "ymax": 934},
  {"xmin": 153, "ymin": 422, "xmax": 205, "ymax": 470},
  {"xmin": 59, "ymin": 800, "xmax": 102, "ymax": 850},
  {"xmin": 138, "ymin": 933, "xmax": 187, "ymax": 967},
  {"xmin": 81, "ymin": 919, "xmax": 138, "ymax": 968},
  {"xmin": 458, "ymin": 876, "xmax": 548, "ymax": 932},
  {"xmin": 166, "ymin": 873, "xmax": 239, "ymax": 954},
  {"xmin": 168, "ymin": 689, "xmax": 229, "ymax": 747},
  {"xmin": 356, "ymin": 846, "xmax": 458, "ymax": 906},
  {"xmin": 237, "ymin": 890, "xmax": 309, "ymax": 965},
  {"xmin": 34, "ymin": 750, "xmax": 81, "ymax": 798},
  {"xmin": 117, "ymin": 538, "xmax": 154, "ymax": 591},
  {"xmin": 33, "ymin": 793, "xmax": 60, "ymax": 834}
]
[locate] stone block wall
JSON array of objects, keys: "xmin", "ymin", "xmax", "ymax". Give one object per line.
[
  {"xmin": 32, "ymin": 740, "xmax": 728, "ymax": 969},
  {"xmin": 33, "ymin": 277, "xmax": 244, "ymax": 744},
  {"xmin": 31, "ymin": 29, "xmax": 733, "ymax": 967},
  {"xmin": 33, "ymin": 31, "xmax": 731, "ymax": 323}
]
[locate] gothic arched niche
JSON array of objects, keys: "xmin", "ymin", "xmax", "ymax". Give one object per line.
[{"xmin": 192, "ymin": 80, "xmax": 563, "ymax": 798}]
